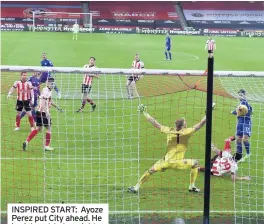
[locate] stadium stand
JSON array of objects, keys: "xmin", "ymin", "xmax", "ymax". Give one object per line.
[
  {"xmin": 90, "ymin": 1, "xmax": 181, "ymax": 28},
  {"xmin": 1, "ymin": 1, "xmax": 181, "ymax": 29},
  {"xmin": 181, "ymin": 1, "xmax": 264, "ymax": 30},
  {"xmin": 1, "ymin": 1, "xmax": 82, "ymax": 17}
]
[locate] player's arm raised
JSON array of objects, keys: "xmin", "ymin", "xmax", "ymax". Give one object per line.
[
  {"xmin": 193, "ymin": 115, "xmax": 206, "ymax": 132},
  {"xmin": 193, "ymin": 102, "xmax": 215, "ymax": 132},
  {"xmin": 138, "ymin": 104, "xmax": 161, "ymax": 129}
]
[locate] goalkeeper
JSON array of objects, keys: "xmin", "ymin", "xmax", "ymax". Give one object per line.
[
  {"xmin": 128, "ymin": 103, "xmax": 215, "ymax": 194},
  {"xmin": 72, "ymin": 22, "xmax": 79, "ymax": 40}
]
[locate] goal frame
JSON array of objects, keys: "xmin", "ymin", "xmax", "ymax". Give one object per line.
[
  {"xmin": 1, "ymin": 65, "xmax": 264, "ymax": 224},
  {"xmin": 1, "ymin": 65, "xmax": 264, "ymax": 77},
  {"xmin": 32, "ymin": 11, "xmax": 93, "ymax": 33}
]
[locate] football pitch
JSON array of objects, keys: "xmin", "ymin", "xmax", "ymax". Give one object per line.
[{"xmin": 1, "ymin": 32, "xmax": 264, "ymax": 224}]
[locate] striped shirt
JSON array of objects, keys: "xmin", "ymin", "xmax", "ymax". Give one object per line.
[
  {"xmin": 211, "ymin": 153, "xmax": 237, "ymax": 176},
  {"xmin": 37, "ymin": 87, "xmax": 52, "ymax": 113},
  {"xmin": 132, "ymin": 60, "xmax": 144, "ymax": 69},
  {"xmin": 206, "ymin": 40, "xmax": 216, "ymax": 51},
  {"xmin": 13, "ymin": 80, "xmax": 33, "ymax": 101},
  {"xmin": 83, "ymin": 64, "xmax": 96, "ymax": 86}
]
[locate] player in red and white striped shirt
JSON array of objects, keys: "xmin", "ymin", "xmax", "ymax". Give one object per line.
[
  {"xmin": 205, "ymin": 37, "xmax": 216, "ymax": 57},
  {"xmin": 76, "ymin": 57, "xmax": 99, "ymax": 112},
  {"xmin": 7, "ymin": 72, "xmax": 35, "ymax": 131},
  {"xmin": 126, "ymin": 54, "xmax": 144, "ymax": 99},
  {"xmin": 199, "ymin": 136, "xmax": 250, "ymax": 181},
  {"xmin": 22, "ymin": 77, "xmax": 62, "ymax": 151}
]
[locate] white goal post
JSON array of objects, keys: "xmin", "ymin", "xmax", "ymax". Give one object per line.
[
  {"xmin": 1, "ymin": 65, "xmax": 264, "ymax": 224},
  {"xmin": 32, "ymin": 12, "xmax": 93, "ymax": 33}
]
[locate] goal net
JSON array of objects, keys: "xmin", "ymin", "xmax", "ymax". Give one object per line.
[
  {"xmin": 32, "ymin": 12, "xmax": 93, "ymax": 33},
  {"xmin": 1, "ymin": 66, "xmax": 263, "ymax": 224}
]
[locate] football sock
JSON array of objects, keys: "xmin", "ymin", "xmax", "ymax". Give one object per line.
[
  {"xmin": 165, "ymin": 51, "xmax": 168, "ymax": 59},
  {"xmin": 190, "ymin": 167, "xmax": 198, "ymax": 187},
  {"xmin": 244, "ymin": 140, "xmax": 250, "ymax": 155},
  {"xmin": 16, "ymin": 114, "xmax": 21, "ymax": 127},
  {"xmin": 81, "ymin": 100, "xmax": 86, "ymax": 109},
  {"xmin": 32, "ymin": 109, "xmax": 36, "ymax": 121},
  {"xmin": 87, "ymin": 98, "xmax": 94, "ymax": 105},
  {"xmin": 54, "ymin": 85, "xmax": 59, "ymax": 94},
  {"xmin": 27, "ymin": 129, "xmax": 38, "ymax": 142},
  {"xmin": 224, "ymin": 139, "xmax": 231, "ymax": 150},
  {"xmin": 46, "ymin": 132, "xmax": 51, "ymax": 146},
  {"xmin": 236, "ymin": 141, "xmax": 243, "ymax": 154},
  {"xmin": 136, "ymin": 171, "xmax": 151, "ymax": 189},
  {"xmin": 20, "ymin": 111, "xmax": 26, "ymax": 119}
]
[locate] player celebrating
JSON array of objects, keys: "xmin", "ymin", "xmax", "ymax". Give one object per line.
[
  {"xmin": 20, "ymin": 72, "xmax": 41, "ymax": 121},
  {"xmin": 232, "ymin": 89, "xmax": 253, "ymax": 163},
  {"xmin": 22, "ymin": 77, "xmax": 62, "ymax": 151},
  {"xmin": 72, "ymin": 21, "xmax": 79, "ymax": 40},
  {"xmin": 205, "ymin": 36, "xmax": 216, "ymax": 57},
  {"xmin": 128, "ymin": 103, "xmax": 215, "ymax": 194},
  {"xmin": 40, "ymin": 52, "xmax": 61, "ymax": 99},
  {"xmin": 76, "ymin": 57, "xmax": 99, "ymax": 112},
  {"xmin": 199, "ymin": 137, "xmax": 250, "ymax": 181},
  {"xmin": 7, "ymin": 72, "xmax": 35, "ymax": 131},
  {"xmin": 126, "ymin": 53, "xmax": 144, "ymax": 99},
  {"xmin": 165, "ymin": 32, "xmax": 172, "ymax": 60}
]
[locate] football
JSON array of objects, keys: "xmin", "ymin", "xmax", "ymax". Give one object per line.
[{"xmin": 236, "ymin": 105, "xmax": 248, "ymax": 116}]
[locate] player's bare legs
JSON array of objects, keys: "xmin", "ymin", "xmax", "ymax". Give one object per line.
[
  {"xmin": 15, "ymin": 111, "xmax": 22, "ymax": 130},
  {"xmin": 130, "ymin": 81, "xmax": 139, "ymax": 98},
  {"xmin": 77, "ymin": 92, "xmax": 96, "ymax": 112},
  {"xmin": 15, "ymin": 111, "xmax": 34, "ymax": 131},
  {"xmin": 73, "ymin": 32, "xmax": 78, "ymax": 40},
  {"xmin": 126, "ymin": 80, "xmax": 133, "ymax": 99},
  {"xmin": 128, "ymin": 166, "xmax": 157, "ymax": 193},
  {"xmin": 23, "ymin": 125, "xmax": 54, "ymax": 151}
]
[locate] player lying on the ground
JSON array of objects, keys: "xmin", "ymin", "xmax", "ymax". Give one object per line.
[
  {"xmin": 126, "ymin": 53, "xmax": 144, "ymax": 99},
  {"xmin": 20, "ymin": 72, "xmax": 41, "ymax": 122},
  {"xmin": 40, "ymin": 52, "xmax": 61, "ymax": 99},
  {"xmin": 164, "ymin": 32, "xmax": 172, "ymax": 60},
  {"xmin": 199, "ymin": 136, "xmax": 250, "ymax": 181},
  {"xmin": 231, "ymin": 89, "xmax": 253, "ymax": 163},
  {"xmin": 7, "ymin": 72, "xmax": 35, "ymax": 131},
  {"xmin": 22, "ymin": 77, "xmax": 63, "ymax": 151},
  {"xmin": 72, "ymin": 21, "xmax": 79, "ymax": 40},
  {"xmin": 128, "ymin": 103, "xmax": 215, "ymax": 194},
  {"xmin": 76, "ymin": 57, "xmax": 99, "ymax": 112}
]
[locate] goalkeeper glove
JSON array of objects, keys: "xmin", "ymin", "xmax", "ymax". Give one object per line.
[
  {"xmin": 205, "ymin": 102, "xmax": 216, "ymax": 113},
  {"xmin": 138, "ymin": 104, "xmax": 147, "ymax": 114}
]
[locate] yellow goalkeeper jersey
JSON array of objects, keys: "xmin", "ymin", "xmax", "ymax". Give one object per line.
[{"xmin": 160, "ymin": 126, "xmax": 195, "ymax": 160}]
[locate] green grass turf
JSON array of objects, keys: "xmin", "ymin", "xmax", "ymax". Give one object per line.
[{"xmin": 1, "ymin": 32, "xmax": 264, "ymax": 223}]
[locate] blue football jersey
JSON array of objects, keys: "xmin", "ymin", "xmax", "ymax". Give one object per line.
[
  {"xmin": 232, "ymin": 99, "xmax": 252, "ymax": 124},
  {"xmin": 166, "ymin": 36, "xmax": 171, "ymax": 46},
  {"xmin": 41, "ymin": 59, "xmax": 53, "ymax": 67}
]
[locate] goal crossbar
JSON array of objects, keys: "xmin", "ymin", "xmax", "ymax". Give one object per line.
[{"xmin": 1, "ymin": 66, "xmax": 264, "ymax": 77}]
